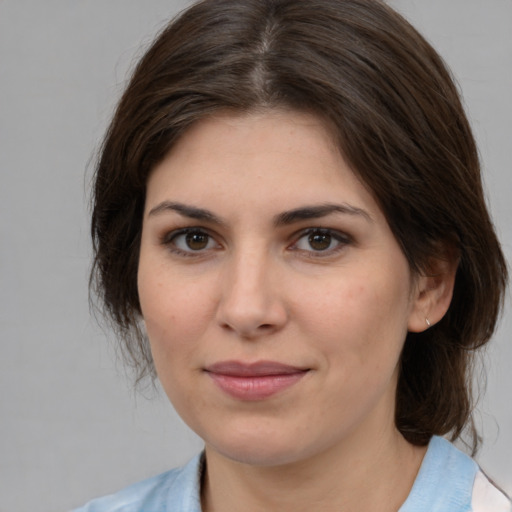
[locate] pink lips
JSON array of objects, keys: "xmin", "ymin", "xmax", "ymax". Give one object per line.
[{"xmin": 204, "ymin": 361, "xmax": 308, "ymax": 401}]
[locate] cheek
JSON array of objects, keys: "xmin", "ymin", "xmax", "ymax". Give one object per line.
[
  {"xmin": 297, "ymin": 269, "xmax": 412, "ymax": 364},
  {"xmin": 138, "ymin": 273, "xmax": 212, "ymax": 415},
  {"xmin": 138, "ymin": 262, "xmax": 213, "ymax": 363}
]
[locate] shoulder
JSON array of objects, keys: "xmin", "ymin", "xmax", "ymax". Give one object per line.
[
  {"xmin": 72, "ymin": 453, "xmax": 203, "ymax": 512},
  {"xmin": 472, "ymin": 470, "xmax": 511, "ymax": 512}
]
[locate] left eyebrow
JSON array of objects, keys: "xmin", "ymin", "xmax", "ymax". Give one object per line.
[{"xmin": 274, "ymin": 203, "xmax": 372, "ymax": 226}]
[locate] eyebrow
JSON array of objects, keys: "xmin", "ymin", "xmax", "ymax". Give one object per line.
[
  {"xmin": 148, "ymin": 201, "xmax": 226, "ymax": 225},
  {"xmin": 148, "ymin": 201, "xmax": 372, "ymax": 225},
  {"xmin": 274, "ymin": 203, "xmax": 372, "ymax": 226}
]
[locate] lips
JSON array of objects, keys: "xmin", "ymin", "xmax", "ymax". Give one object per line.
[{"xmin": 204, "ymin": 361, "xmax": 309, "ymax": 401}]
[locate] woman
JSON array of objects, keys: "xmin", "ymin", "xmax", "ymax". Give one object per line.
[{"xmin": 77, "ymin": 0, "xmax": 510, "ymax": 510}]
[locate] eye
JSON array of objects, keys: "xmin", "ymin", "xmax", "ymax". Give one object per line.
[
  {"xmin": 163, "ymin": 228, "xmax": 219, "ymax": 255},
  {"xmin": 291, "ymin": 228, "xmax": 351, "ymax": 255}
]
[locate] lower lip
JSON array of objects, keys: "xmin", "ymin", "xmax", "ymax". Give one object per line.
[{"xmin": 206, "ymin": 372, "xmax": 307, "ymax": 401}]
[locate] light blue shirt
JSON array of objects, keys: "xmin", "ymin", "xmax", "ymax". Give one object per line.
[
  {"xmin": 73, "ymin": 453, "xmax": 203, "ymax": 512},
  {"xmin": 74, "ymin": 436, "xmax": 509, "ymax": 511},
  {"xmin": 399, "ymin": 436, "xmax": 477, "ymax": 511}
]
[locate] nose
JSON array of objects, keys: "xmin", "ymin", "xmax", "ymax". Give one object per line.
[{"xmin": 215, "ymin": 249, "xmax": 288, "ymax": 339}]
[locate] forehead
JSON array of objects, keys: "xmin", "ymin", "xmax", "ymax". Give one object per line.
[{"xmin": 145, "ymin": 110, "xmax": 378, "ymax": 211}]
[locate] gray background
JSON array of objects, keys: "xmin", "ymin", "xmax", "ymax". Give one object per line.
[{"xmin": 0, "ymin": 1, "xmax": 510, "ymax": 511}]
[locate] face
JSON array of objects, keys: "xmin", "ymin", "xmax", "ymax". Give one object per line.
[{"xmin": 138, "ymin": 111, "xmax": 424, "ymax": 467}]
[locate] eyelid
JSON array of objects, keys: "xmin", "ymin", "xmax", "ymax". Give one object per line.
[
  {"xmin": 289, "ymin": 227, "xmax": 353, "ymax": 257},
  {"xmin": 160, "ymin": 227, "xmax": 222, "ymax": 256}
]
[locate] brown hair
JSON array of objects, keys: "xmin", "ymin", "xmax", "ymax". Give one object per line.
[{"xmin": 90, "ymin": 0, "xmax": 508, "ymax": 451}]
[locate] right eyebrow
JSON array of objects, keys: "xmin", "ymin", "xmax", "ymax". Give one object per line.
[{"xmin": 147, "ymin": 201, "xmax": 226, "ymax": 226}]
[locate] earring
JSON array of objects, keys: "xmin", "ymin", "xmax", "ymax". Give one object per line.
[
  {"xmin": 136, "ymin": 317, "xmax": 147, "ymax": 333},
  {"xmin": 425, "ymin": 318, "xmax": 431, "ymax": 327}
]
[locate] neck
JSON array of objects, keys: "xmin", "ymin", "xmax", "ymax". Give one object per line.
[{"xmin": 201, "ymin": 426, "xmax": 427, "ymax": 512}]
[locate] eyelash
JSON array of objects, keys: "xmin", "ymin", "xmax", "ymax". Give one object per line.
[
  {"xmin": 290, "ymin": 228, "xmax": 352, "ymax": 258},
  {"xmin": 160, "ymin": 227, "xmax": 352, "ymax": 258},
  {"xmin": 161, "ymin": 228, "xmax": 221, "ymax": 257}
]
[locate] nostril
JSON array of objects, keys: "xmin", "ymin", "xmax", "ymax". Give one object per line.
[
  {"xmin": 215, "ymin": 294, "xmax": 288, "ymax": 337},
  {"xmin": 220, "ymin": 321, "xmax": 276, "ymax": 337}
]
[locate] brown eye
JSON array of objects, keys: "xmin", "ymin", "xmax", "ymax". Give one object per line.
[
  {"xmin": 292, "ymin": 228, "xmax": 351, "ymax": 257},
  {"xmin": 185, "ymin": 232, "xmax": 210, "ymax": 250},
  {"xmin": 308, "ymin": 232, "xmax": 332, "ymax": 251},
  {"xmin": 165, "ymin": 229, "xmax": 218, "ymax": 254}
]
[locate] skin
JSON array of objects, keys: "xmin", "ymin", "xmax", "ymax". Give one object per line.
[{"xmin": 138, "ymin": 111, "xmax": 456, "ymax": 512}]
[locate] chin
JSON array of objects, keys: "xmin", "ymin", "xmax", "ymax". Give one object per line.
[
  {"xmin": 204, "ymin": 426, "xmax": 325, "ymax": 468},
  {"xmin": 213, "ymin": 443, "xmax": 304, "ymax": 467}
]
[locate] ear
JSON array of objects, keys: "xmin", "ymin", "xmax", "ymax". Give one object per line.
[{"xmin": 408, "ymin": 251, "xmax": 459, "ymax": 332}]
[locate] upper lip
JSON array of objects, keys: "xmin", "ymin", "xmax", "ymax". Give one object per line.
[{"xmin": 204, "ymin": 360, "xmax": 309, "ymax": 377}]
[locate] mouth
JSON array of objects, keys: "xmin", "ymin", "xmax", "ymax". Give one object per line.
[{"xmin": 203, "ymin": 360, "xmax": 310, "ymax": 401}]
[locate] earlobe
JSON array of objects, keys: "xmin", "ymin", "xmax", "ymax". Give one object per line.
[{"xmin": 408, "ymin": 253, "xmax": 459, "ymax": 333}]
